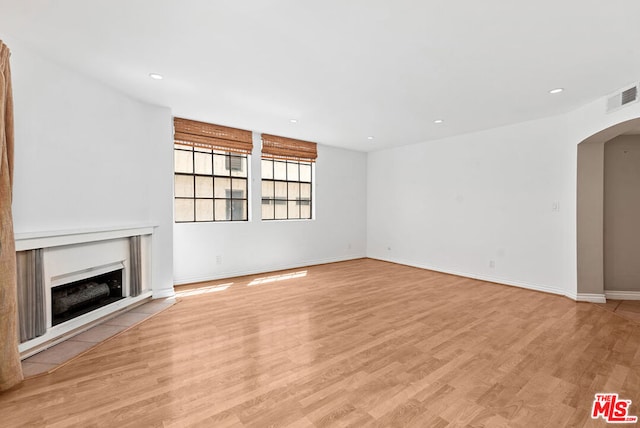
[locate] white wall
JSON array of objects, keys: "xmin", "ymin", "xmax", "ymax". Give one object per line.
[
  {"xmin": 367, "ymin": 115, "xmax": 576, "ymax": 296},
  {"xmin": 8, "ymin": 40, "xmax": 174, "ymax": 297},
  {"xmin": 8, "ymin": 36, "xmax": 639, "ymax": 300},
  {"xmin": 173, "ymin": 138, "xmax": 367, "ymax": 284},
  {"xmin": 367, "ymin": 84, "xmax": 640, "ymax": 301}
]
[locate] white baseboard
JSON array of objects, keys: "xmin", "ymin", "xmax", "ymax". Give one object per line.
[
  {"xmin": 573, "ymin": 293, "xmax": 607, "ymax": 303},
  {"xmin": 368, "ymin": 256, "xmax": 572, "ymax": 299},
  {"xmin": 173, "ymin": 254, "xmax": 366, "ymax": 286},
  {"xmin": 605, "ymin": 290, "xmax": 640, "ymax": 300},
  {"xmin": 174, "ymin": 254, "xmax": 618, "ymax": 304},
  {"xmin": 152, "ymin": 288, "xmax": 176, "ymax": 298}
]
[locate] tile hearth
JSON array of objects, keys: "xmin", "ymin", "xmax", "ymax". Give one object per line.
[{"xmin": 21, "ymin": 298, "xmax": 175, "ymax": 378}]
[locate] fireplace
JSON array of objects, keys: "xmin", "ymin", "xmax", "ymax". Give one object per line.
[
  {"xmin": 51, "ymin": 268, "xmax": 124, "ymax": 326},
  {"xmin": 15, "ymin": 225, "xmax": 157, "ymax": 358}
]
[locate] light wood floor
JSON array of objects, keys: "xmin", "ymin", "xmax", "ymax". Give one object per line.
[{"xmin": 1, "ymin": 258, "xmax": 639, "ymax": 427}]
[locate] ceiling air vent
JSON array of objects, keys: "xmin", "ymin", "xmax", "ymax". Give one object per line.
[{"xmin": 607, "ymin": 83, "xmax": 639, "ymax": 113}]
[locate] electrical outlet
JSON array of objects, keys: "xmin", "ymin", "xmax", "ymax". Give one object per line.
[
  {"xmin": 489, "ymin": 260, "xmax": 495, "ymax": 269},
  {"xmin": 216, "ymin": 255, "xmax": 223, "ymax": 265}
]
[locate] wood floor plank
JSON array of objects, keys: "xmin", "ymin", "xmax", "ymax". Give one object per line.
[{"xmin": 1, "ymin": 258, "xmax": 639, "ymax": 427}]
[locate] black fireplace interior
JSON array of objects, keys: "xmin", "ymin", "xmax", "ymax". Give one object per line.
[{"xmin": 51, "ymin": 269, "xmax": 124, "ymax": 326}]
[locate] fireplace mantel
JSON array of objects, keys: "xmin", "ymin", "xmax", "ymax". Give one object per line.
[
  {"xmin": 15, "ymin": 224, "xmax": 156, "ymax": 251},
  {"xmin": 16, "ymin": 224, "xmax": 156, "ymax": 358}
]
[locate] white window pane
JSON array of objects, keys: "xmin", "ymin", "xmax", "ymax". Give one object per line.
[
  {"xmin": 214, "ymin": 177, "xmax": 231, "ymax": 198},
  {"xmin": 275, "ymin": 201, "xmax": 287, "ymax": 219},
  {"xmin": 194, "ymin": 152, "xmax": 212, "ymax": 175},
  {"xmin": 195, "ymin": 199, "xmax": 213, "ymax": 221},
  {"xmin": 262, "ymin": 181, "xmax": 274, "ymax": 198},
  {"xmin": 300, "ymin": 203, "xmax": 311, "ymax": 219},
  {"xmin": 174, "ymin": 150, "xmax": 193, "ymax": 173},
  {"xmin": 175, "ymin": 199, "xmax": 194, "ymax": 222},
  {"xmin": 229, "ymin": 156, "xmax": 247, "ymax": 178},
  {"xmin": 275, "ymin": 181, "xmax": 287, "ymax": 199},
  {"xmin": 274, "ymin": 161, "xmax": 287, "ymax": 180},
  {"xmin": 174, "ymin": 175, "xmax": 194, "ymax": 197},
  {"xmin": 213, "ymin": 154, "xmax": 228, "ymax": 175},
  {"xmin": 215, "ymin": 199, "xmax": 230, "ymax": 221},
  {"xmin": 300, "ymin": 163, "xmax": 312, "ymax": 182},
  {"xmin": 262, "ymin": 159, "xmax": 273, "ymax": 179},
  {"xmin": 300, "ymin": 183, "xmax": 311, "ymax": 199},
  {"xmin": 287, "ymin": 162, "xmax": 299, "ymax": 181},
  {"xmin": 288, "ymin": 201, "xmax": 300, "ymax": 219},
  {"xmin": 195, "ymin": 176, "xmax": 213, "ymax": 198},
  {"xmin": 288, "ymin": 182, "xmax": 300, "ymax": 200},
  {"xmin": 262, "ymin": 200, "xmax": 274, "ymax": 220},
  {"xmin": 231, "ymin": 178, "xmax": 247, "ymax": 198}
]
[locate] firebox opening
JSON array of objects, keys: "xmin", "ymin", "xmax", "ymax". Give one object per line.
[{"xmin": 51, "ymin": 269, "xmax": 124, "ymax": 326}]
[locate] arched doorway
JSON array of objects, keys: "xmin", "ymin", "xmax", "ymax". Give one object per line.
[{"xmin": 577, "ymin": 117, "xmax": 640, "ymax": 300}]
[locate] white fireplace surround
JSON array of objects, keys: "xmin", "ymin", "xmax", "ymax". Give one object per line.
[
  {"xmin": 15, "ymin": 225, "xmax": 155, "ymax": 357},
  {"xmin": 50, "ymin": 261, "xmax": 125, "ymax": 289}
]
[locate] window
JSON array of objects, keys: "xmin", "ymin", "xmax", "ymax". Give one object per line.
[
  {"xmin": 174, "ymin": 148, "xmax": 248, "ymax": 222},
  {"xmin": 173, "ymin": 118, "xmax": 252, "ymax": 222},
  {"xmin": 261, "ymin": 159, "xmax": 312, "ymax": 220},
  {"xmin": 261, "ymin": 134, "xmax": 317, "ymax": 220}
]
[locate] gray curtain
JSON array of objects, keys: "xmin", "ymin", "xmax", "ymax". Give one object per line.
[
  {"xmin": 0, "ymin": 39, "xmax": 23, "ymax": 391},
  {"xmin": 16, "ymin": 249, "xmax": 46, "ymax": 342},
  {"xmin": 129, "ymin": 235, "xmax": 142, "ymax": 297}
]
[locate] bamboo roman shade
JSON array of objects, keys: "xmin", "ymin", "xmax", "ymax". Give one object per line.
[
  {"xmin": 261, "ymin": 134, "xmax": 318, "ymax": 162},
  {"xmin": 174, "ymin": 117, "xmax": 253, "ymax": 155}
]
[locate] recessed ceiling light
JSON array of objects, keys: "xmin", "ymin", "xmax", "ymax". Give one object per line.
[
  {"xmin": 149, "ymin": 73, "xmax": 163, "ymax": 80},
  {"xmin": 434, "ymin": 119, "xmax": 444, "ymax": 124},
  {"xmin": 549, "ymin": 88, "xmax": 564, "ymax": 94},
  {"xmin": 367, "ymin": 136, "xmax": 374, "ymax": 140},
  {"xmin": 289, "ymin": 119, "xmax": 298, "ymax": 124}
]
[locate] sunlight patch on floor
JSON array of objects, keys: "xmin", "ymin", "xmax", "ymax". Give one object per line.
[
  {"xmin": 175, "ymin": 283, "xmax": 233, "ymax": 297},
  {"xmin": 247, "ymin": 271, "xmax": 308, "ymax": 286}
]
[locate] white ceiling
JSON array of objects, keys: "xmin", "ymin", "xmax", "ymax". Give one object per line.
[{"xmin": 1, "ymin": 1, "xmax": 640, "ymax": 151}]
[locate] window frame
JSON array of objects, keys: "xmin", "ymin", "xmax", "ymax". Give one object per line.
[
  {"xmin": 260, "ymin": 158, "xmax": 314, "ymax": 221},
  {"xmin": 174, "ymin": 144, "xmax": 250, "ymax": 223}
]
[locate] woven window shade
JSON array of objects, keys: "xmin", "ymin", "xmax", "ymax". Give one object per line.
[
  {"xmin": 261, "ymin": 134, "xmax": 318, "ymax": 162},
  {"xmin": 174, "ymin": 117, "xmax": 253, "ymax": 155}
]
